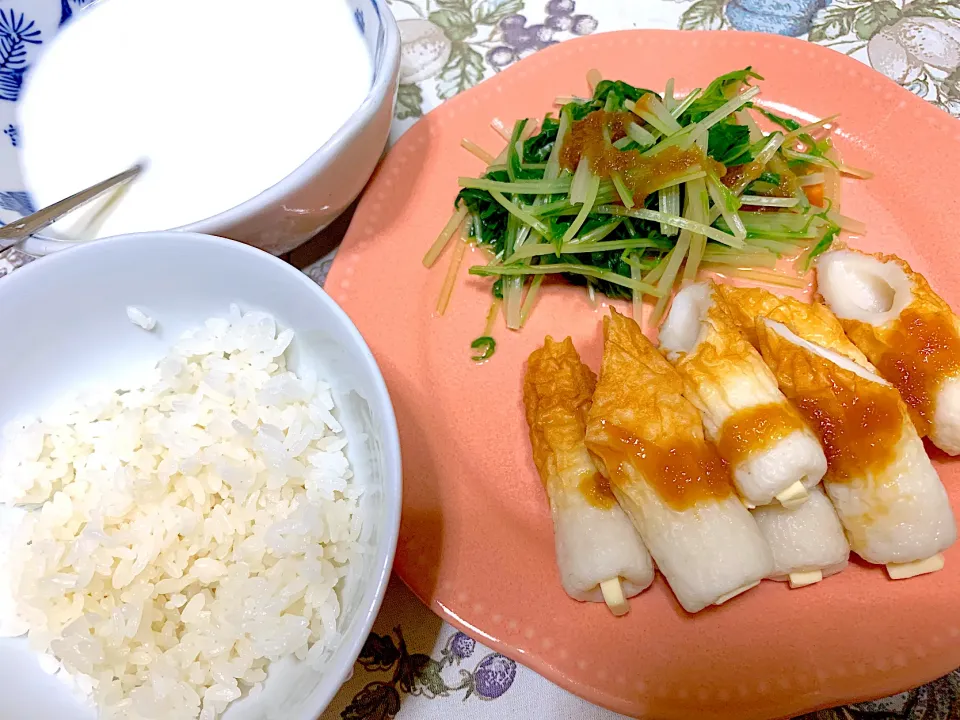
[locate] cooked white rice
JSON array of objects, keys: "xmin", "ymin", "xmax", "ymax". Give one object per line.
[
  {"xmin": 126, "ymin": 306, "xmax": 156, "ymax": 331},
  {"xmin": 0, "ymin": 307, "xmax": 361, "ymax": 720}
]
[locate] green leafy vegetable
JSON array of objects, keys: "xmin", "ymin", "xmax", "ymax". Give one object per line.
[
  {"xmin": 680, "ymin": 68, "xmax": 762, "ymax": 124},
  {"xmin": 707, "ymin": 122, "xmax": 753, "ymax": 166},
  {"xmin": 435, "ymin": 67, "xmax": 866, "ymax": 336},
  {"xmin": 592, "ymin": 79, "xmax": 656, "ymax": 108},
  {"xmin": 470, "ymin": 336, "xmax": 497, "ymax": 361},
  {"xmin": 756, "ymin": 108, "xmax": 801, "ymax": 132},
  {"xmin": 799, "ymin": 224, "xmax": 840, "ymax": 271}
]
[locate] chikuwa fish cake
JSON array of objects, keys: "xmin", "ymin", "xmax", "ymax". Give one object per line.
[
  {"xmin": 524, "ymin": 336, "xmax": 654, "ymax": 615},
  {"xmin": 660, "ymin": 281, "xmax": 827, "ymax": 509},
  {"xmin": 817, "ymin": 249, "xmax": 960, "ymax": 455},
  {"xmin": 751, "ymin": 485, "xmax": 849, "ymax": 588},
  {"xmin": 755, "ymin": 316, "xmax": 956, "ymax": 579},
  {"xmin": 585, "ymin": 310, "xmax": 773, "ymax": 613}
]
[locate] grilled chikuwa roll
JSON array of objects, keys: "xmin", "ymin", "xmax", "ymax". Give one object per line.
[
  {"xmin": 817, "ymin": 249, "xmax": 960, "ymax": 455},
  {"xmin": 585, "ymin": 310, "xmax": 773, "ymax": 613},
  {"xmin": 751, "ymin": 485, "xmax": 849, "ymax": 588},
  {"xmin": 717, "ymin": 285, "xmax": 872, "ymax": 367},
  {"xmin": 660, "ymin": 281, "xmax": 827, "ymax": 508},
  {"xmin": 524, "ymin": 336, "xmax": 655, "ymax": 615},
  {"xmin": 755, "ymin": 316, "xmax": 956, "ymax": 579}
]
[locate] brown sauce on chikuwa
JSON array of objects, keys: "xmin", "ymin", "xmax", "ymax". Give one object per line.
[
  {"xmin": 794, "ymin": 377, "xmax": 903, "ymax": 483},
  {"xmin": 579, "ymin": 472, "xmax": 617, "ymax": 509},
  {"xmin": 716, "ymin": 403, "xmax": 806, "ymax": 465},
  {"xmin": 595, "ymin": 423, "xmax": 734, "ymax": 511},
  {"xmin": 876, "ymin": 308, "xmax": 960, "ymax": 436},
  {"xmin": 558, "ymin": 110, "xmax": 724, "ymax": 203}
]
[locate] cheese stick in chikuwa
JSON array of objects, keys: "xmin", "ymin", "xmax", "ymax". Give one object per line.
[
  {"xmin": 659, "ymin": 281, "xmax": 827, "ymax": 509},
  {"xmin": 524, "ymin": 336, "xmax": 655, "ymax": 615},
  {"xmin": 751, "ymin": 485, "xmax": 850, "ymax": 588},
  {"xmin": 752, "ymin": 314, "xmax": 956, "ymax": 580},
  {"xmin": 584, "ymin": 310, "xmax": 773, "ymax": 613},
  {"xmin": 816, "ymin": 249, "xmax": 960, "ymax": 455}
]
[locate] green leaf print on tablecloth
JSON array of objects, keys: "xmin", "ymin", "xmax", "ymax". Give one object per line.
[
  {"xmin": 673, "ymin": 0, "xmax": 960, "ymax": 115},
  {"xmin": 807, "ymin": 4, "xmax": 859, "ymax": 41},
  {"xmin": 389, "ymin": 0, "xmax": 598, "ymax": 117},
  {"xmin": 437, "ymin": 41, "xmax": 485, "ymax": 98},
  {"xmin": 852, "ymin": 0, "xmax": 901, "ymax": 38},
  {"xmin": 807, "ymin": 0, "xmax": 960, "ymax": 113},
  {"xmin": 396, "ymin": 83, "xmax": 424, "ymax": 119},
  {"xmin": 680, "ymin": 0, "xmax": 729, "ymax": 30}
]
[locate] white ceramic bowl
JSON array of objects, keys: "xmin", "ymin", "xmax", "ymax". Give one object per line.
[
  {"xmin": 0, "ymin": 0, "xmax": 400, "ymax": 257},
  {"xmin": 0, "ymin": 232, "xmax": 402, "ymax": 720}
]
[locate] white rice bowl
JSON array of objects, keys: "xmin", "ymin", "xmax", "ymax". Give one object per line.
[{"xmin": 0, "ymin": 233, "xmax": 401, "ymax": 720}]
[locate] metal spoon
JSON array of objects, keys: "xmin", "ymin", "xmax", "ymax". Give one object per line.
[{"xmin": 0, "ymin": 162, "xmax": 146, "ymax": 253}]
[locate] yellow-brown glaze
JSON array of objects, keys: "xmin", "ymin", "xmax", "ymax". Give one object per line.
[
  {"xmin": 600, "ymin": 423, "xmax": 733, "ymax": 509},
  {"xmin": 585, "ymin": 309, "xmax": 735, "ymax": 511},
  {"xmin": 523, "ymin": 336, "xmax": 616, "ymax": 509},
  {"xmin": 756, "ymin": 320, "xmax": 906, "ymax": 484},
  {"xmin": 558, "ymin": 110, "xmax": 723, "ymax": 202},
  {"xmin": 820, "ymin": 253, "xmax": 960, "ymax": 437},
  {"xmin": 717, "ymin": 403, "xmax": 808, "ymax": 466},
  {"xmin": 579, "ymin": 472, "xmax": 616, "ymax": 509},
  {"xmin": 717, "ymin": 284, "xmax": 871, "ymax": 367},
  {"xmin": 718, "ymin": 157, "xmax": 797, "ymax": 197},
  {"xmin": 667, "ymin": 284, "xmax": 797, "ymax": 452},
  {"xmin": 876, "ymin": 309, "xmax": 960, "ymax": 436}
]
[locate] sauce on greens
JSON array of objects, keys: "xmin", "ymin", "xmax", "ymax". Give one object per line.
[{"xmin": 559, "ymin": 111, "xmax": 724, "ymax": 202}]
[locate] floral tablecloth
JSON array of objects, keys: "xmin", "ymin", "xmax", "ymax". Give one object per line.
[
  {"xmin": 2, "ymin": 0, "xmax": 959, "ymax": 717},
  {"xmin": 308, "ymin": 1, "xmax": 960, "ymax": 719}
]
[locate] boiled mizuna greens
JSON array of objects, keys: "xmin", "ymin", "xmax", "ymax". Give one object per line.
[{"xmin": 423, "ymin": 68, "xmax": 869, "ymax": 359}]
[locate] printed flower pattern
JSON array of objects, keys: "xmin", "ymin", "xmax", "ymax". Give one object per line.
[
  {"xmin": 672, "ymin": 0, "xmax": 960, "ymax": 115},
  {"xmin": 338, "ymin": 627, "xmax": 517, "ymax": 719},
  {"xmin": 388, "ymin": 0, "xmax": 597, "ymax": 120}
]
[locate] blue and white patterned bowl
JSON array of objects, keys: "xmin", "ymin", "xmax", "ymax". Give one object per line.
[{"xmin": 0, "ymin": 0, "xmax": 400, "ymax": 257}]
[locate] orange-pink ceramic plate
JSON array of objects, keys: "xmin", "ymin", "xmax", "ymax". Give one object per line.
[{"xmin": 326, "ymin": 30, "xmax": 960, "ymax": 720}]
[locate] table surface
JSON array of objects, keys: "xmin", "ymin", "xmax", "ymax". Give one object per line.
[{"xmin": 4, "ymin": 0, "xmax": 960, "ymax": 717}]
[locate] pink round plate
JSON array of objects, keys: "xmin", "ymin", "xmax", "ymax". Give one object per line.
[{"xmin": 326, "ymin": 30, "xmax": 960, "ymax": 720}]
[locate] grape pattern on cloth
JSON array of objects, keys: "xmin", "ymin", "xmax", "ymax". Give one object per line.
[{"xmin": 388, "ymin": 0, "xmax": 960, "ymax": 133}]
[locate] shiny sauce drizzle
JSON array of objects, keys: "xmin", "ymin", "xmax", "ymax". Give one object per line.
[
  {"xmin": 876, "ymin": 308, "xmax": 960, "ymax": 436},
  {"xmin": 721, "ymin": 161, "xmax": 797, "ymax": 199},
  {"xmin": 559, "ymin": 111, "xmax": 724, "ymax": 202},
  {"xmin": 598, "ymin": 423, "xmax": 734, "ymax": 511},
  {"xmin": 579, "ymin": 472, "xmax": 617, "ymax": 509},
  {"xmin": 716, "ymin": 403, "xmax": 807, "ymax": 466},
  {"xmin": 794, "ymin": 377, "xmax": 903, "ymax": 483}
]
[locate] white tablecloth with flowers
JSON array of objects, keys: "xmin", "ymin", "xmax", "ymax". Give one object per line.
[
  {"xmin": 307, "ymin": 2, "xmax": 960, "ymax": 719},
  {"xmin": 2, "ymin": 0, "xmax": 958, "ymax": 717}
]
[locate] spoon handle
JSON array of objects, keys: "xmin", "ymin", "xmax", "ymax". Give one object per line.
[{"xmin": 0, "ymin": 162, "xmax": 146, "ymax": 252}]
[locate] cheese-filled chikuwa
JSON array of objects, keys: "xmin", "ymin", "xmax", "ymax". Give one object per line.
[
  {"xmin": 585, "ymin": 310, "xmax": 773, "ymax": 613},
  {"xmin": 720, "ymin": 285, "xmax": 956, "ymax": 579},
  {"xmin": 523, "ymin": 336, "xmax": 654, "ymax": 615},
  {"xmin": 817, "ymin": 249, "xmax": 960, "ymax": 455},
  {"xmin": 659, "ymin": 281, "xmax": 827, "ymax": 509},
  {"xmin": 751, "ymin": 485, "xmax": 850, "ymax": 588}
]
